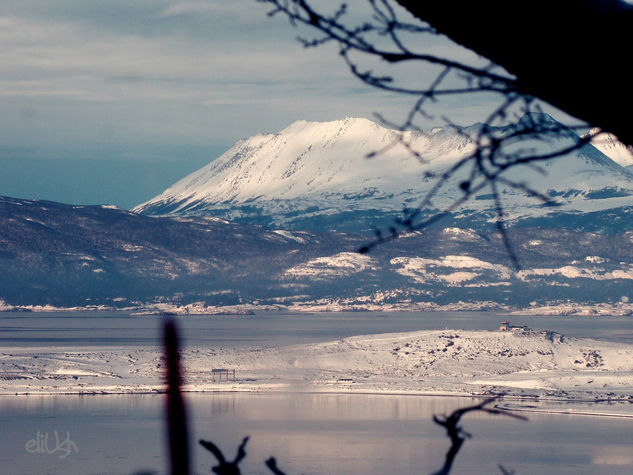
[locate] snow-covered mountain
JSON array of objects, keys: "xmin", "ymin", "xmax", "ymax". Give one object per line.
[
  {"xmin": 134, "ymin": 117, "xmax": 469, "ymax": 231},
  {"xmin": 585, "ymin": 127, "xmax": 633, "ymax": 168},
  {"xmin": 135, "ymin": 116, "xmax": 633, "ymax": 233}
]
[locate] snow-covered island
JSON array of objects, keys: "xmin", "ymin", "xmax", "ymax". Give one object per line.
[{"xmin": 3, "ymin": 328, "xmax": 633, "ymax": 402}]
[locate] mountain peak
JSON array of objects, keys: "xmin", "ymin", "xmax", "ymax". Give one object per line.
[
  {"xmin": 133, "ymin": 116, "xmax": 473, "ymax": 221},
  {"xmin": 279, "ymin": 116, "xmax": 385, "ymax": 137}
]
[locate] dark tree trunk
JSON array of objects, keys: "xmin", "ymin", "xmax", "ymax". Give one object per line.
[{"xmin": 396, "ymin": 0, "xmax": 633, "ymax": 146}]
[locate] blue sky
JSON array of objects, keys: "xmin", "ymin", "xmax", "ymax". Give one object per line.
[{"xmin": 0, "ymin": 1, "xmax": 504, "ymax": 208}]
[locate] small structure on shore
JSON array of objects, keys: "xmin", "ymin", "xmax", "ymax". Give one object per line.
[
  {"xmin": 499, "ymin": 321, "xmax": 530, "ymax": 332},
  {"xmin": 211, "ymin": 368, "xmax": 236, "ymax": 382}
]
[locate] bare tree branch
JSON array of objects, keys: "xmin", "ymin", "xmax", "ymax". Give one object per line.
[
  {"xmin": 200, "ymin": 437, "xmax": 250, "ymax": 475},
  {"xmin": 265, "ymin": 457, "xmax": 287, "ymax": 475},
  {"xmin": 431, "ymin": 397, "xmax": 527, "ymax": 475},
  {"xmin": 260, "ymin": 0, "xmax": 604, "ymax": 267},
  {"xmin": 194, "ymin": 398, "xmax": 526, "ymax": 475}
]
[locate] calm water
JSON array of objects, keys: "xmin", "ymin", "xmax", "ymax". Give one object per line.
[
  {"xmin": 1, "ymin": 310, "xmax": 633, "ymax": 474},
  {"xmin": 2, "ymin": 393, "xmax": 633, "ymax": 474}
]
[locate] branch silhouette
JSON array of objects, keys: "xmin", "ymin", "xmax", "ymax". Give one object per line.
[
  {"xmin": 164, "ymin": 319, "xmax": 190, "ymax": 475},
  {"xmin": 199, "ymin": 437, "xmax": 250, "ymax": 475},
  {"xmin": 431, "ymin": 397, "xmax": 527, "ymax": 475},
  {"xmin": 260, "ymin": 0, "xmax": 607, "ymax": 267},
  {"xmin": 265, "ymin": 457, "xmax": 287, "ymax": 475}
]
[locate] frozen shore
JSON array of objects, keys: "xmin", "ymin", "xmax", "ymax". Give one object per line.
[{"xmin": 2, "ymin": 328, "xmax": 633, "ymax": 403}]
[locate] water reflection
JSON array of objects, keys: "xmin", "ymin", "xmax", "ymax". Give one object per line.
[{"xmin": 3, "ymin": 393, "xmax": 632, "ymax": 474}]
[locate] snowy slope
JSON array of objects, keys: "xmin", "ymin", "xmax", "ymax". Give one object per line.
[
  {"xmin": 134, "ymin": 117, "xmax": 473, "ymax": 220},
  {"xmin": 4, "ymin": 328, "xmax": 633, "ymax": 400},
  {"xmin": 585, "ymin": 127, "xmax": 633, "ymax": 168},
  {"xmin": 135, "ymin": 116, "xmax": 633, "ymax": 232}
]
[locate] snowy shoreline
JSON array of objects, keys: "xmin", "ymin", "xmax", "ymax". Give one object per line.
[
  {"xmin": 3, "ymin": 299, "xmax": 633, "ymax": 316},
  {"xmin": 2, "ymin": 328, "xmax": 633, "ymax": 405}
]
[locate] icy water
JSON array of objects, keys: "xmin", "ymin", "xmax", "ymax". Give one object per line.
[{"xmin": 2, "ymin": 310, "xmax": 633, "ymax": 474}]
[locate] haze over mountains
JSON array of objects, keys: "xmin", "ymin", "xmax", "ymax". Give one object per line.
[
  {"xmin": 2, "ymin": 115, "xmax": 633, "ymax": 311},
  {"xmin": 135, "ymin": 115, "xmax": 633, "ymax": 234}
]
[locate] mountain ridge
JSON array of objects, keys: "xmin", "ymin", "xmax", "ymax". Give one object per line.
[{"xmin": 134, "ymin": 116, "xmax": 633, "ymax": 234}]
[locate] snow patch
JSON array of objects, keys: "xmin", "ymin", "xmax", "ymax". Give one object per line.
[
  {"xmin": 122, "ymin": 244, "xmax": 144, "ymax": 252},
  {"xmin": 272, "ymin": 229, "xmax": 307, "ymax": 243},
  {"xmin": 285, "ymin": 252, "xmax": 376, "ymax": 279},
  {"xmin": 441, "ymin": 227, "xmax": 480, "ymax": 241},
  {"xmin": 391, "ymin": 255, "xmax": 512, "ymax": 285},
  {"xmin": 585, "ymin": 255, "xmax": 607, "ymax": 264},
  {"xmin": 518, "ymin": 265, "xmax": 633, "ymax": 281}
]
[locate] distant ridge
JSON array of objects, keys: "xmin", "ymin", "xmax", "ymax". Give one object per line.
[{"xmin": 3, "ymin": 194, "xmax": 633, "ymax": 309}]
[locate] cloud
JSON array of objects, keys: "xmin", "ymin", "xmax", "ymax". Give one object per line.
[
  {"xmin": 159, "ymin": 1, "xmax": 245, "ymax": 18},
  {"xmin": 1, "ymin": 1, "xmax": 525, "ymax": 208},
  {"xmin": 0, "ymin": 2, "xmax": 487, "ymax": 177}
]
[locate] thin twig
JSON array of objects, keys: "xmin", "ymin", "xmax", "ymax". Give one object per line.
[{"xmin": 262, "ymin": 0, "xmax": 594, "ymax": 266}]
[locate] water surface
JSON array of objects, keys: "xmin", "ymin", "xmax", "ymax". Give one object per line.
[
  {"xmin": 2, "ymin": 310, "xmax": 633, "ymax": 348},
  {"xmin": 2, "ymin": 393, "xmax": 633, "ymax": 475}
]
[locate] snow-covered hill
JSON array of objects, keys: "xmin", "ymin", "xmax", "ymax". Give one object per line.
[
  {"xmin": 135, "ymin": 116, "xmax": 633, "ymax": 233},
  {"xmin": 4, "ymin": 328, "xmax": 633, "ymax": 400}
]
